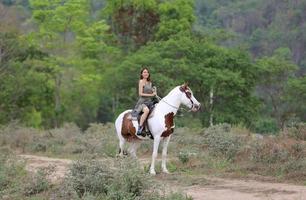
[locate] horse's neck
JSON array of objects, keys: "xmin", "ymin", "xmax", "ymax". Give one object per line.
[{"xmin": 156, "ymin": 88, "xmax": 181, "ymax": 115}]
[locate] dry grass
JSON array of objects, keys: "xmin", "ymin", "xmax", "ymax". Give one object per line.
[{"xmin": 0, "ymin": 122, "xmax": 305, "ymax": 185}]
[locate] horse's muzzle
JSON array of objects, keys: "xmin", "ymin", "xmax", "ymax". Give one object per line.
[{"xmin": 192, "ymin": 103, "xmax": 201, "ymax": 112}]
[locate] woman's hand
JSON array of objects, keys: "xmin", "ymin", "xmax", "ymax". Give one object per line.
[{"xmin": 152, "ymin": 91, "xmax": 157, "ymax": 96}]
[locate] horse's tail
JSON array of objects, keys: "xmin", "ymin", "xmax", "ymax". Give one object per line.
[
  {"xmin": 115, "ymin": 110, "xmax": 132, "ymax": 155},
  {"xmin": 115, "ymin": 112, "xmax": 123, "ymax": 154}
]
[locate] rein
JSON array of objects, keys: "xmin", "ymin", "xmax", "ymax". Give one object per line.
[{"xmin": 155, "ymin": 95, "xmax": 192, "ymax": 112}]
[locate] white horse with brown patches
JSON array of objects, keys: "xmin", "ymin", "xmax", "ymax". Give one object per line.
[{"xmin": 115, "ymin": 84, "xmax": 200, "ymax": 175}]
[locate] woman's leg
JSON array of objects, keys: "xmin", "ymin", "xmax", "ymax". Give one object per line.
[
  {"xmin": 137, "ymin": 106, "xmax": 149, "ymax": 135},
  {"xmin": 140, "ymin": 106, "xmax": 149, "ymax": 126}
]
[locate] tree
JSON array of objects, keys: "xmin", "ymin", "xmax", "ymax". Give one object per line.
[
  {"xmin": 28, "ymin": 0, "xmax": 127, "ymax": 128},
  {"xmin": 103, "ymin": 0, "xmax": 160, "ymax": 51},
  {"xmin": 286, "ymin": 76, "xmax": 306, "ymax": 123},
  {"xmin": 256, "ymin": 48, "xmax": 298, "ymax": 128},
  {"xmin": 105, "ymin": 34, "xmax": 259, "ymax": 126},
  {"xmin": 0, "ymin": 32, "xmax": 54, "ymax": 127},
  {"xmin": 102, "ymin": 0, "xmax": 195, "ymax": 51},
  {"xmin": 155, "ymin": 0, "xmax": 195, "ymax": 40}
]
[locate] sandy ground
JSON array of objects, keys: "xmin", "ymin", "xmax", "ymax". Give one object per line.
[{"xmin": 19, "ymin": 154, "xmax": 306, "ymax": 200}]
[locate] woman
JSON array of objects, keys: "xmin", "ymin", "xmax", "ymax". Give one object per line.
[{"xmin": 133, "ymin": 67, "xmax": 157, "ymax": 136}]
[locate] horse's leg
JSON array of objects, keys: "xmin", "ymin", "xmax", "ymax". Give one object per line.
[
  {"xmin": 118, "ymin": 138, "xmax": 126, "ymax": 157},
  {"xmin": 161, "ymin": 135, "xmax": 171, "ymax": 174},
  {"xmin": 129, "ymin": 142, "xmax": 139, "ymax": 158},
  {"xmin": 150, "ymin": 135, "xmax": 161, "ymax": 175}
]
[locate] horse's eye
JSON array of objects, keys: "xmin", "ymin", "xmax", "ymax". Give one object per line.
[{"xmin": 186, "ymin": 92, "xmax": 191, "ymax": 98}]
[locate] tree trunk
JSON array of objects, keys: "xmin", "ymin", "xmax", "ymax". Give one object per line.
[
  {"xmin": 209, "ymin": 87, "xmax": 214, "ymax": 127},
  {"xmin": 54, "ymin": 73, "xmax": 62, "ymax": 128}
]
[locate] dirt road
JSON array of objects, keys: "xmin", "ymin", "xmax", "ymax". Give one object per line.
[{"xmin": 19, "ymin": 154, "xmax": 306, "ymax": 200}]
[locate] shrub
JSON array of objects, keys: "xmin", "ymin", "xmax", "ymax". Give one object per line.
[
  {"xmin": 63, "ymin": 158, "xmax": 191, "ymax": 200},
  {"xmin": 0, "ymin": 155, "xmax": 10, "ymax": 192},
  {"xmin": 250, "ymin": 140, "xmax": 289, "ymax": 164},
  {"xmin": 287, "ymin": 123, "xmax": 306, "ymax": 140},
  {"xmin": 178, "ymin": 151, "xmax": 190, "ymax": 164},
  {"xmin": 67, "ymin": 159, "xmax": 113, "ymax": 197},
  {"xmin": 202, "ymin": 124, "xmax": 242, "ymax": 160},
  {"xmin": 0, "ymin": 152, "xmax": 27, "ymax": 197},
  {"xmin": 280, "ymin": 159, "xmax": 306, "ymax": 174},
  {"xmin": 23, "ymin": 166, "xmax": 54, "ymax": 196},
  {"xmin": 253, "ymin": 118, "xmax": 279, "ymax": 134},
  {"xmin": 31, "ymin": 142, "xmax": 47, "ymax": 152}
]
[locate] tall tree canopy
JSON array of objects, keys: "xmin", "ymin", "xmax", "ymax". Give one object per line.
[{"xmin": 0, "ymin": 0, "xmax": 305, "ymax": 131}]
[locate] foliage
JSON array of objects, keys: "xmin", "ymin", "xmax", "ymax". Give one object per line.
[
  {"xmin": 255, "ymin": 50, "xmax": 299, "ymax": 128},
  {"xmin": 1, "ymin": 124, "xmax": 306, "ymax": 198},
  {"xmin": 286, "ymin": 122, "xmax": 306, "ymax": 141},
  {"xmin": 195, "ymin": 0, "xmax": 306, "ymax": 69},
  {"xmin": 250, "ymin": 140, "xmax": 290, "ymax": 164},
  {"xmin": 63, "ymin": 158, "xmax": 191, "ymax": 199},
  {"xmin": 178, "ymin": 151, "xmax": 190, "ymax": 164},
  {"xmin": 105, "ymin": 34, "xmax": 260, "ymax": 126},
  {"xmin": 0, "ymin": 152, "xmax": 27, "ymax": 198},
  {"xmin": 23, "ymin": 166, "xmax": 53, "ymax": 196},
  {"xmin": 0, "ymin": 0, "xmax": 305, "ymax": 130},
  {"xmin": 103, "ymin": 0, "xmax": 160, "ymax": 51},
  {"xmin": 67, "ymin": 159, "xmax": 114, "ymax": 197},
  {"xmin": 156, "ymin": 0, "xmax": 195, "ymax": 40},
  {"xmin": 253, "ymin": 118, "xmax": 279, "ymax": 134},
  {"xmin": 286, "ymin": 76, "xmax": 306, "ymax": 123},
  {"xmin": 202, "ymin": 123, "xmax": 242, "ymax": 160},
  {"xmin": 0, "ymin": 32, "xmax": 54, "ymax": 127},
  {"xmin": 27, "ymin": 0, "xmax": 122, "ymax": 128}
]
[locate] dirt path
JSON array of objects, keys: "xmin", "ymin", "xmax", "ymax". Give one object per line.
[
  {"xmin": 182, "ymin": 177, "xmax": 306, "ymax": 200},
  {"xmin": 19, "ymin": 154, "xmax": 72, "ymax": 183},
  {"xmin": 19, "ymin": 155, "xmax": 306, "ymax": 200}
]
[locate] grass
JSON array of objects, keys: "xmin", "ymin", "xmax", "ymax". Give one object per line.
[{"xmin": 0, "ymin": 122, "xmax": 306, "ymax": 198}]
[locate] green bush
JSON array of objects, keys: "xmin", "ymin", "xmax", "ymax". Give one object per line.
[
  {"xmin": 253, "ymin": 118, "xmax": 279, "ymax": 134},
  {"xmin": 67, "ymin": 159, "xmax": 113, "ymax": 197},
  {"xmin": 202, "ymin": 124, "xmax": 242, "ymax": 160},
  {"xmin": 31, "ymin": 142, "xmax": 47, "ymax": 152},
  {"xmin": 178, "ymin": 152, "xmax": 190, "ymax": 164},
  {"xmin": 63, "ymin": 158, "xmax": 191, "ymax": 200},
  {"xmin": 0, "ymin": 152, "xmax": 27, "ymax": 197},
  {"xmin": 23, "ymin": 166, "xmax": 53, "ymax": 196}
]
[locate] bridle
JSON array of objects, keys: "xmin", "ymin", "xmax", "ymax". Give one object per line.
[
  {"xmin": 179, "ymin": 86, "xmax": 195, "ymax": 110},
  {"xmin": 156, "ymin": 86, "xmax": 196, "ymax": 112}
]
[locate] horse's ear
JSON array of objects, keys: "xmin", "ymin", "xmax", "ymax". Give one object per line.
[
  {"xmin": 183, "ymin": 82, "xmax": 189, "ymax": 89},
  {"xmin": 180, "ymin": 82, "xmax": 188, "ymax": 92}
]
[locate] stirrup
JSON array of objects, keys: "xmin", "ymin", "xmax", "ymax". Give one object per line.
[{"xmin": 136, "ymin": 126, "xmax": 143, "ymax": 135}]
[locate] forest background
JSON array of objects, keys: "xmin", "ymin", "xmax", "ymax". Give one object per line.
[{"xmin": 1, "ymin": 0, "xmax": 306, "ymax": 134}]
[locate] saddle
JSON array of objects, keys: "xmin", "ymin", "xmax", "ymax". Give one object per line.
[
  {"xmin": 141, "ymin": 108, "xmax": 156, "ymax": 139},
  {"xmin": 130, "ymin": 105, "xmax": 156, "ymax": 139}
]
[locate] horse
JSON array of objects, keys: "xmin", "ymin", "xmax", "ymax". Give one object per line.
[{"xmin": 114, "ymin": 83, "xmax": 201, "ymax": 175}]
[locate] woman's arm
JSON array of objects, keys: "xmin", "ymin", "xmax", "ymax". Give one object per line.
[{"xmin": 138, "ymin": 80, "xmax": 156, "ymax": 97}]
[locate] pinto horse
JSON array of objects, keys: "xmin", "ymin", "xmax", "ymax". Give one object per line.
[{"xmin": 115, "ymin": 84, "xmax": 201, "ymax": 175}]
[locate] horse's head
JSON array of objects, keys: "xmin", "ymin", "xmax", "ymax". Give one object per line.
[{"xmin": 179, "ymin": 83, "xmax": 201, "ymax": 112}]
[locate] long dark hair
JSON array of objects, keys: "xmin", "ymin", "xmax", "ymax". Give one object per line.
[{"xmin": 139, "ymin": 67, "xmax": 151, "ymax": 81}]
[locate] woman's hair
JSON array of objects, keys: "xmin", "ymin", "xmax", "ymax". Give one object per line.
[{"xmin": 139, "ymin": 67, "xmax": 151, "ymax": 81}]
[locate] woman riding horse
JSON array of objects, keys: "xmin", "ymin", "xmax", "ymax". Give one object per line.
[
  {"xmin": 132, "ymin": 67, "xmax": 157, "ymax": 136},
  {"xmin": 115, "ymin": 82, "xmax": 201, "ymax": 175}
]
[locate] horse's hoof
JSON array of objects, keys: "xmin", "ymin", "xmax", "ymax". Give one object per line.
[
  {"xmin": 116, "ymin": 154, "xmax": 124, "ymax": 158},
  {"xmin": 162, "ymin": 169, "xmax": 170, "ymax": 174},
  {"xmin": 150, "ymin": 170, "xmax": 156, "ymax": 175}
]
